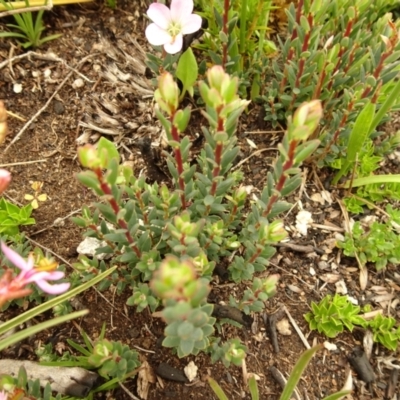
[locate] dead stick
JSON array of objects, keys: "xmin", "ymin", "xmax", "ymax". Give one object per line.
[{"xmin": 283, "ymin": 305, "xmax": 311, "ymax": 349}]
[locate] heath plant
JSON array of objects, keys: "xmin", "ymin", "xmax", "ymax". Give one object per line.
[
  {"xmin": 262, "ymin": 0, "xmax": 400, "ymax": 173},
  {"xmin": 74, "ymin": 59, "xmax": 323, "ymax": 363},
  {"xmin": 194, "ymin": 0, "xmax": 276, "ymax": 99}
]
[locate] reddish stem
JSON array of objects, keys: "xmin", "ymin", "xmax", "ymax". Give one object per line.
[
  {"xmin": 248, "ymin": 247, "xmax": 262, "ymax": 264},
  {"xmin": 222, "ymin": 0, "xmax": 229, "ymax": 69},
  {"xmin": 94, "ymin": 168, "xmax": 141, "ymax": 258},
  {"xmin": 210, "ymin": 141, "xmax": 223, "ymax": 196},
  {"xmin": 169, "ymin": 113, "xmax": 187, "ymax": 210},
  {"xmin": 260, "ymin": 140, "xmax": 297, "ymax": 221}
]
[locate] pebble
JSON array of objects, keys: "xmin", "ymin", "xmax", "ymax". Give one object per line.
[{"xmin": 53, "ymin": 100, "xmax": 65, "ymax": 115}]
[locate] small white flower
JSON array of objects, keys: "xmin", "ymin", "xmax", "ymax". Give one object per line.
[{"xmin": 145, "ymin": 0, "xmax": 202, "ymax": 54}]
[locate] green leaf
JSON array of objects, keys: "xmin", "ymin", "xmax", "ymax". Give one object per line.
[
  {"xmin": 322, "ymin": 390, "xmax": 352, "ymax": 400},
  {"xmin": 249, "ymin": 375, "xmax": 259, "ymax": 400},
  {"xmin": 0, "ymin": 310, "xmax": 88, "ymax": 351},
  {"xmin": 333, "ymin": 101, "xmax": 375, "ymax": 184},
  {"xmin": 341, "ymin": 174, "xmax": 400, "ymax": 188},
  {"xmin": 208, "ymin": 377, "xmax": 229, "ymax": 400},
  {"xmin": 176, "ymin": 48, "xmax": 198, "ymax": 101},
  {"xmin": 97, "ymin": 137, "xmax": 120, "ymax": 168},
  {"xmin": 279, "ymin": 345, "xmax": 323, "ymax": 400}
]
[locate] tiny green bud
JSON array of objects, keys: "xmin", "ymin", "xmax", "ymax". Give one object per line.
[
  {"xmin": 261, "ymin": 274, "xmax": 279, "ymax": 296},
  {"xmin": 158, "ymin": 72, "xmax": 179, "ymax": 113},
  {"xmin": 173, "ymin": 107, "xmax": 191, "ymax": 132},
  {"xmin": 268, "ymin": 220, "xmax": 288, "ymax": 242},
  {"xmin": 78, "ymin": 144, "xmax": 102, "ymax": 169},
  {"xmin": 292, "ymin": 100, "xmax": 323, "ymax": 139},
  {"xmin": 347, "ymin": 6, "xmax": 355, "ymax": 19},
  {"xmin": 151, "ymin": 257, "xmax": 197, "ymax": 300},
  {"xmin": 207, "ymin": 65, "xmax": 226, "ymax": 92}
]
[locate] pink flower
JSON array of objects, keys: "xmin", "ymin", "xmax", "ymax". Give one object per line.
[
  {"xmin": 0, "ymin": 169, "xmax": 11, "ymax": 195},
  {"xmin": 0, "ymin": 390, "xmax": 7, "ymax": 400},
  {"xmin": 0, "ymin": 269, "xmax": 32, "ymax": 306},
  {"xmin": 145, "ymin": 0, "xmax": 202, "ymax": 54},
  {"xmin": 1, "ymin": 243, "xmax": 70, "ymax": 295}
]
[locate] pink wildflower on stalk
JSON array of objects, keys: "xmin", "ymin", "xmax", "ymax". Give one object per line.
[
  {"xmin": 0, "ymin": 242, "xmax": 70, "ymax": 296},
  {"xmin": 0, "ymin": 169, "xmax": 11, "ymax": 195},
  {"xmin": 0, "ymin": 269, "xmax": 32, "ymax": 306},
  {"xmin": 145, "ymin": 0, "xmax": 202, "ymax": 54}
]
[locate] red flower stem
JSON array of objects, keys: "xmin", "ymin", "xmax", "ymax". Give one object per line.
[
  {"xmin": 222, "ymin": 0, "xmax": 229, "ymax": 69},
  {"xmin": 248, "ymin": 246, "xmax": 262, "ymax": 264},
  {"xmin": 210, "ymin": 141, "xmax": 223, "ymax": 196},
  {"xmin": 210, "ymin": 112, "xmax": 225, "ymax": 196},
  {"xmin": 313, "ymin": 65, "xmax": 327, "ymax": 100},
  {"xmin": 260, "ymin": 140, "xmax": 297, "ymax": 223},
  {"xmin": 94, "ymin": 168, "xmax": 141, "ymax": 258},
  {"xmin": 169, "ymin": 114, "xmax": 186, "ymax": 210}
]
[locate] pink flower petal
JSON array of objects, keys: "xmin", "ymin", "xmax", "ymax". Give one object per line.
[
  {"xmin": 36, "ymin": 280, "xmax": 70, "ymax": 295},
  {"xmin": 170, "ymin": 0, "xmax": 194, "ymax": 22},
  {"xmin": 1, "ymin": 243, "xmax": 33, "ymax": 271},
  {"xmin": 181, "ymin": 14, "xmax": 202, "ymax": 35},
  {"xmin": 164, "ymin": 34, "xmax": 183, "ymax": 54},
  {"xmin": 146, "ymin": 23, "xmax": 173, "ymax": 46},
  {"xmin": 0, "ymin": 169, "xmax": 11, "ymax": 194},
  {"xmin": 147, "ymin": 3, "xmax": 171, "ymax": 30},
  {"xmin": 44, "ymin": 271, "xmax": 65, "ymax": 281}
]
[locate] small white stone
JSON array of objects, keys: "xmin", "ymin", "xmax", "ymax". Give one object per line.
[
  {"xmin": 295, "ymin": 210, "xmax": 313, "ymax": 236},
  {"xmin": 43, "ymin": 68, "xmax": 52, "ymax": 78},
  {"xmin": 72, "ymin": 78, "xmax": 84, "ymax": 89},
  {"xmin": 184, "ymin": 361, "xmax": 198, "ymax": 382},
  {"xmin": 276, "ymin": 318, "xmax": 291, "ymax": 335},
  {"xmin": 347, "ymin": 295, "xmax": 359, "ymax": 305},
  {"xmin": 53, "ymin": 217, "xmax": 65, "ymax": 227},
  {"xmin": 32, "ymin": 70, "xmax": 40, "ymax": 78},
  {"xmin": 13, "ymin": 83, "xmax": 22, "ymax": 93},
  {"xmin": 323, "ymin": 341, "xmax": 337, "ymax": 351},
  {"xmin": 309, "ymin": 266, "xmax": 316, "ymax": 276},
  {"xmin": 335, "ymin": 279, "xmax": 348, "ymax": 295}
]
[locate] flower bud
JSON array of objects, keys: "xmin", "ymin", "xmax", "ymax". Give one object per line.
[
  {"xmin": 207, "ymin": 65, "xmax": 226, "ymax": 92},
  {"xmin": 0, "ymin": 169, "xmax": 11, "ymax": 194},
  {"xmin": 158, "ymin": 72, "xmax": 179, "ymax": 114},
  {"xmin": 268, "ymin": 220, "xmax": 288, "ymax": 242},
  {"xmin": 78, "ymin": 145, "xmax": 101, "ymax": 169},
  {"xmin": 292, "ymin": 100, "xmax": 323, "ymax": 140},
  {"xmin": 151, "ymin": 257, "xmax": 196, "ymax": 300}
]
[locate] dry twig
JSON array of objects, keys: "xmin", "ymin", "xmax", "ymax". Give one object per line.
[{"xmin": 283, "ymin": 305, "xmax": 311, "ymax": 349}]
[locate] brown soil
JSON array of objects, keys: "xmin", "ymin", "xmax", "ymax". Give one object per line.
[{"xmin": 0, "ymin": 1, "xmax": 399, "ymax": 400}]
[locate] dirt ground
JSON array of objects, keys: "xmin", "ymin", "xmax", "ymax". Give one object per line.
[{"xmin": 0, "ymin": 1, "xmax": 399, "ymax": 399}]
